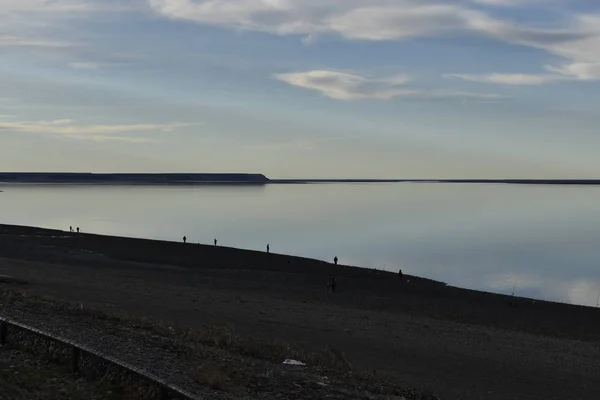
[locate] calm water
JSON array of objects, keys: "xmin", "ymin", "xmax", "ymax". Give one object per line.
[{"xmin": 2, "ymin": 183, "xmax": 600, "ymax": 307}]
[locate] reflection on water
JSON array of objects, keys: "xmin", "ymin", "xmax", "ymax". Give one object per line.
[{"xmin": 1, "ymin": 183, "xmax": 600, "ymax": 307}]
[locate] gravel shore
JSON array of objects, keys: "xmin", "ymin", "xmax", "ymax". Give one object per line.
[
  {"xmin": 0, "ymin": 346, "xmax": 122, "ymax": 400},
  {"xmin": 1, "ymin": 288, "xmax": 421, "ymax": 400}
]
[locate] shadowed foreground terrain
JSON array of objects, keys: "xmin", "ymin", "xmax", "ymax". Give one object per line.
[{"xmin": 1, "ymin": 223, "xmax": 600, "ymax": 399}]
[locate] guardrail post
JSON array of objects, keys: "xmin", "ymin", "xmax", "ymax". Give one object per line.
[
  {"xmin": 71, "ymin": 346, "xmax": 80, "ymax": 373},
  {"xmin": 0, "ymin": 321, "xmax": 7, "ymax": 345}
]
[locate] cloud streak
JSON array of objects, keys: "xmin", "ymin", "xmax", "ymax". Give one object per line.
[
  {"xmin": 0, "ymin": 0, "xmax": 132, "ymax": 14},
  {"xmin": 273, "ymin": 70, "xmax": 415, "ymax": 100},
  {"xmin": 444, "ymin": 73, "xmax": 564, "ymax": 86},
  {"xmin": 445, "ymin": 61, "xmax": 600, "ymax": 86},
  {"xmin": 0, "ymin": 0, "xmax": 94, "ymax": 13},
  {"xmin": 0, "ymin": 35, "xmax": 75, "ymax": 47},
  {"xmin": 148, "ymin": 0, "xmax": 592, "ymax": 46},
  {"xmin": 0, "ymin": 0, "xmax": 134, "ymax": 50},
  {"xmin": 69, "ymin": 62, "xmax": 101, "ymax": 69},
  {"xmin": 274, "ymin": 70, "xmax": 502, "ymax": 101},
  {"xmin": 471, "ymin": 0, "xmax": 552, "ymax": 6},
  {"xmin": 0, "ymin": 119, "xmax": 191, "ymax": 143},
  {"xmin": 148, "ymin": 0, "xmax": 508, "ymax": 41}
]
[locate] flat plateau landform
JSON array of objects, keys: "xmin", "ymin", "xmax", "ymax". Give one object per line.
[{"xmin": 0, "ymin": 224, "xmax": 599, "ymax": 399}]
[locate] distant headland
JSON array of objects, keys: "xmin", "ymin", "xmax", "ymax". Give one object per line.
[
  {"xmin": 0, "ymin": 173, "xmax": 269, "ymax": 185},
  {"xmin": 1, "ymin": 172, "xmax": 600, "ymax": 185}
]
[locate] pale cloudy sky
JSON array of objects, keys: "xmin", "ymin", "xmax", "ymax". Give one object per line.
[{"xmin": 0, "ymin": 0, "xmax": 599, "ymax": 178}]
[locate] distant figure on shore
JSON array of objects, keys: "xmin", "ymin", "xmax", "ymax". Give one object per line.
[
  {"xmin": 76, "ymin": 227, "xmax": 80, "ymax": 233},
  {"xmin": 327, "ymin": 277, "xmax": 338, "ymax": 293},
  {"xmin": 69, "ymin": 226, "xmax": 73, "ymax": 233},
  {"xmin": 334, "ymin": 256, "xmax": 338, "ymax": 265},
  {"xmin": 266, "ymin": 244, "xmax": 270, "ymax": 253},
  {"xmin": 183, "ymin": 236, "xmax": 187, "ymax": 244},
  {"xmin": 398, "ymin": 269, "xmax": 403, "ymax": 279},
  {"xmin": 214, "ymin": 238, "xmax": 218, "ymax": 246}
]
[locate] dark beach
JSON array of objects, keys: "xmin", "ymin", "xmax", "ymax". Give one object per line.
[{"xmin": 1, "ymin": 223, "xmax": 599, "ymax": 399}]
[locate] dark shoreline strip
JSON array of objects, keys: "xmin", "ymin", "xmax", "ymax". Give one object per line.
[
  {"xmin": 2, "ymin": 223, "xmax": 600, "ymax": 312},
  {"xmin": 1, "ymin": 172, "xmax": 600, "ymax": 185}
]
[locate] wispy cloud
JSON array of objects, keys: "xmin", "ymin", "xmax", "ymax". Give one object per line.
[
  {"xmin": 61, "ymin": 134, "xmax": 160, "ymax": 143},
  {"xmin": 274, "ymin": 70, "xmax": 503, "ymax": 102},
  {"xmin": 423, "ymin": 90, "xmax": 505, "ymax": 100},
  {"xmin": 69, "ymin": 60, "xmax": 132, "ymax": 70},
  {"xmin": 443, "ymin": 11, "xmax": 600, "ymax": 86},
  {"xmin": 149, "ymin": 0, "xmax": 501, "ymax": 41},
  {"xmin": 273, "ymin": 70, "xmax": 415, "ymax": 100},
  {"xmin": 0, "ymin": 118, "xmax": 191, "ymax": 143},
  {"xmin": 149, "ymin": 0, "xmax": 600, "ymax": 92},
  {"xmin": 0, "ymin": 35, "xmax": 75, "ymax": 47},
  {"xmin": 471, "ymin": 0, "xmax": 550, "ymax": 6},
  {"xmin": 0, "ymin": 0, "xmax": 132, "ymax": 50},
  {"xmin": 444, "ymin": 73, "xmax": 564, "ymax": 86},
  {"xmin": 148, "ymin": 0, "xmax": 590, "ymax": 46},
  {"xmin": 0, "ymin": 0, "xmax": 133, "ymax": 14},
  {"xmin": 0, "ymin": 0, "xmax": 95, "ymax": 13},
  {"xmin": 445, "ymin": 61, "xmax": 600, "ymax": 86},
  {"xmin": 69, "ymin": 62, "xmax": 101, "ymax": 70},
  {"xmin": 545, "ymin": 62, "xmax": 600, "ymax": 81}
]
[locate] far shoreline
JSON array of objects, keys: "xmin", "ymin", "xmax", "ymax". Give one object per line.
[{"xmin": 3, "ymin": 172, "xmax": 600, "ymax": 185}]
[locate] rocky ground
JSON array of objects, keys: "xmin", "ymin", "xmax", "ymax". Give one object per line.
[
  {"xmin": 0, "ymin": 346, "xmax": 125, "ymax": 400},
  {"xmin": 0, "ymin": 287, "xmax": 419, "ymax": 400},
  {"xmin": 1, "ymin": 223, "xmax": 600, "ymax": 399}
]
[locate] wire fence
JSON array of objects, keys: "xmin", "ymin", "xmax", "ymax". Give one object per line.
[{"xmin": 0, "ymin": 316, "xmax": 198, "ymax": 400}]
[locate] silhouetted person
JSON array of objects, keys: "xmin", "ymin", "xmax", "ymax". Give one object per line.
[
  {"xmin": 76, "ymin": 227, "xmax": 80, "ymax": 233},
  {"xmin": 334, "ymin": 256, "xmax": 338, "ymax": 265},
  {"xmin": 214, "ymin": 238, "xmax": 217, "ymax": 246},
  {"xmin": 183, "ymin": 236, "xmax": 187, "ymax": 244},
  {"xmin": 69, "ymin": 226, "xmax": 73, "ymax": 233},
  {"xmin": 328, "ymin": 277, "xmax": 337, "ymax": 293},
  {"xmin": 266, "ymin": 244, "xmax": 270, "ymax": 253},
  {"xmin": 398, "ymin": 269, "xmax": 403, "ymax": 279}
]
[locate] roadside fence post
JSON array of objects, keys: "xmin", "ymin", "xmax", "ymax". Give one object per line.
[
  {"xmin": 71, "ymin": 346, "xmax": 80, "ymax": 373},
  {"xmin": 0, "ymin": 321, "xmax": 7, "ymax": 345}
]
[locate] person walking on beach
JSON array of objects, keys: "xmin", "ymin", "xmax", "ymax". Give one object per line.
[
  {"xmin": 327, "ymin": 277, "xmax": 338, "ymax": 293},
  {"xmin": 183, "ymin": 236, "xmax": 187, "ymax": 244},
  {"xmin": 266, "ymin": 244, "xmax": 270, "ymax": 253},
  {"xmin": 76, "ymin": 227, "xmax": 80, "ymax": 233},
  {"xmin": 69, "ymin": 226, "xmax": 73, "ymax": 233},
  {"xmin": 214, "ymin": 238, "xmax": 218, "ymax": 246},
  {"xmin": 334, "ymin": 256, "xmax": 338, "ymax": 265}
]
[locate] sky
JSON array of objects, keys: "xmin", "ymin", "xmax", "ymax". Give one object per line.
[{"xmin": 0, "ymin": 0, "xmax": 599, "ymax": 179}]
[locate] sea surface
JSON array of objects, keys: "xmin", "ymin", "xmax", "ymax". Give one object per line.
[{"xmin": 2, "ymin": 183, "xmax": 600, "ymax": 307}]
